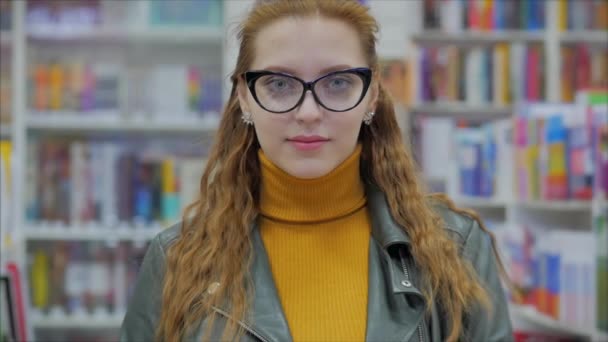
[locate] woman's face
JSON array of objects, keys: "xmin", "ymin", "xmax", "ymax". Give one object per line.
[{"xmin": 238, "ymin": 16, "xmax": 377, "ymax": 179}]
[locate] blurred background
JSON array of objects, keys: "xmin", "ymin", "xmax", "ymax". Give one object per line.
[{"xmin": 0, "ymin": 0, "xmax": 606, "ymax": 341}]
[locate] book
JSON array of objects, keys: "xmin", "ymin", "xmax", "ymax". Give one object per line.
[{"xmin": 422, "ymin": 0, "xmax": 545, "ymax": 31}]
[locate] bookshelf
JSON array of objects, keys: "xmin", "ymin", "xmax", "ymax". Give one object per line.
[
  {"xmin": 411, "ymin": 30, "xmax": 545, "ymax": 45},
  {"xmin": 0, "ymin": 30, "xmax": 10, "ymax": 47},
  {"xmin": 412, "ymin": 1, "xmax": 607, "ymax": 340},
  {"xmin": 560, "ymin": 31, "xmax": 608, "ymax": 45},
  {"xmin": 23, "ymin": 224, "xmax": 162, "ymax": 242},
  {"xmin": 26, "ymin": 115, "xmax": 219, "ymax": 135},
  {"xmin": 27, "ymin": 26, "xmax": 224, "ymax": 45},
  {"xmin": 510, "ymin": 303, "xmax": 608, "ymax": 342},
  {"xmin": 409, "ymin": 103, "xmax": 511, "ymax": 122},
  {"xmin": 515, "ymin": 200, "xmax": 593, "ymax": 212},
  {"xmin": 0, "ymin": 124, "xmax": 10, "ymax": 138},
  {"xmin": 30, "ymin": 311, "xmax": 124, "ymax": 330},
  {"xmin": 0, "ymin": 0, "xmax": 245, "ymax": 339}
]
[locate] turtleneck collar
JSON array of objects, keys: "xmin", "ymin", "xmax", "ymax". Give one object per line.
[{"xmin": 258, "ymin": 145, "xmax": 366, "ymax": 223}]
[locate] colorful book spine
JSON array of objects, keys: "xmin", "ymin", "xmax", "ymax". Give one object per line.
[
  {"xmin": 595, "ymin": 205, "xmax": 608, "ymax": 332},
  {"xmin": 161, "ymin": 159, "xmax": 180, "ymax": 224},
  {"xmin": 480, "ymin": 124, "xmax": 497, "ymax": 197},
  {"xmin": 545, "ymin": 116, "xmax": 568, "ymax": 200},
  {"xmin": 456, "ymin": 128, "xmax": 483, "ymax": 196}
]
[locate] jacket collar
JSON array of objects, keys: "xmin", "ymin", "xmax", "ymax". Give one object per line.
[{"xmin": 366, "ymin": 183, "xmax": 411, "ymax": 249}]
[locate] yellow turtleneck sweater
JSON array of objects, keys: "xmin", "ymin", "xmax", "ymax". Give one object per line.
[{"xmin": 258, "ymin": 145, "xmax": 370, "ymax": 341}]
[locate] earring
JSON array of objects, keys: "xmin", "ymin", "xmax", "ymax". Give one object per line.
[
  {"xmin": 363, "ymin": 111, "xmax": 375, "ymax": 125},
  {"xmin": 242, "ymin": 112, "xmax": 254, "ymax": 126}
]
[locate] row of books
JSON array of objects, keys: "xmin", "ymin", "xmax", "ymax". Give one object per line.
[
  {"xmin": 514, "ymin": 90, "xmax": 608, "ymax": 201},
  {"xmin": 25, "ymin": 138, "xmax": 206, "ymax": 227},
  {"xmin": 418, "ymin": 43, "xmax": 544, "ymax": 106},
  {"xmin": 493, "ymin": 214, "xmax": 607, "ymax": 333},
  {"xmin": 28, "ymin": 240, "xmax": 148, "ymax": 318},
  {"xmin": 416, "ymin": 90, "xmax": 608, "ymax": 201},
  {"xmin": 558, "ymin": 0, "xmax": 608, "ymax": 31},
  {"xmin": 28, "ymin": 62, "xmax": 222, "ymax": 120},
  {"xmin": 26, "ymin": 0, "xmax": 222, "ymax": 36},
  {"xmin": 423, "ymin": 0, "xmax": 546, "ymax": 32},
  {"xmin": 30, "ymin": 62, "xmax": 119, "ymax": 115},
  {"xmin": 561, "ymin": 45, "xmax": 608, "ymax": 102}
]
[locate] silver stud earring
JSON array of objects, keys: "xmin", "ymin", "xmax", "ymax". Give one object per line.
[
  {"xmin": 242, "ymin": 112, "xmax": 254, "ymax": 126},
  {"xmin": 363, "ymin": 111, "xmax": 375, "ymax": 125}
]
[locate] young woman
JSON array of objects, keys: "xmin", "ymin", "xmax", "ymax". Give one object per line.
[{"xmin": 121, "ymin": 1, "xmax": 513, "ymax": 341}]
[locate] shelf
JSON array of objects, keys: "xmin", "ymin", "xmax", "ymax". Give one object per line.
[
  {"xmin": 510, "ymin": 304, "xmax": 605, "ymax": 341},
  {"xmin": 409, "ymin": 103, "xmax": 512, "ymax": 122},
  {"xmin": 454, "ymin": 196, "xmax": 509, "ymax": 209},
  {"xmin": 0, "ymin": 123, "xmax": 11, "ymax": 139},
  {"xmin": 24, "ymin": 223, "xmax": 162, "ymax": 241},
  {"xmin": 0, "ymin": 30, "xmax": 11, "ymax": 47},
  {"xmin": 31, "ymin": 311, "xmax": 124, "ymax": 329},
  {"xmin": 27, "ymin": 26, "xmax": 223, "ymax": 45},
  {"xmin": 560, "ymin": 31, "xmax": 608, "ymax": 45},
  {"xmin": 26, "ymin": 113, "xmax": 219, "ymax": 135},
  {"xmin": 516, "ymin": 199, "xmax": 592, "ymax": 212},
  {"xmin": 412, "ymin": 30, "xmax": 545, "ymax": 45}
]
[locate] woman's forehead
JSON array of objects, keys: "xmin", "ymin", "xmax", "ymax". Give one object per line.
[{"xmin": 251, "ymin": 16, "xmax": 367, "ymax": 79}]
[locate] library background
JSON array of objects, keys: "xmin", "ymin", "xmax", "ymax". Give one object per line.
[{"xmin": 0, "ymin": 0, "xmax": 606, "ymax": 341}]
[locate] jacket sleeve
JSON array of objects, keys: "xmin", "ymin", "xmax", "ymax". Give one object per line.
[
  {"xmin": 120, "ymin": 235, "xmax": 166, "ymax": 341},
  {"xmin": 461, "ymin": 219, "xmax": 514, "ymax": 342}
]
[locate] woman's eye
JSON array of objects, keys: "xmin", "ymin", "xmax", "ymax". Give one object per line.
[
  {"xmin": 264, "ymin": 77, "xmax": 292, "ymax": 91},
  {"xmin": 327, "ymin": 77, "xmax": 352, "ymax": 89},
  {"xmin": 272, "ymin": 80, "xmax": 287, "ymax": 89}
]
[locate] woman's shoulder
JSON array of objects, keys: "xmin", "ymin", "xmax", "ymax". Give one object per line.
[
  {"xmin": 429, "ymin": 197, "xmax": 490, "ymax": 251},
  {"xmin": 153, "ymin": 221, "xmax": 183, "ymax": 251}
]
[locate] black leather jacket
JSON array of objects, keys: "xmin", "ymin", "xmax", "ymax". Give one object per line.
[{"xmin": 120, "ymin": 185, "xmax": 514, "ymax": 341}]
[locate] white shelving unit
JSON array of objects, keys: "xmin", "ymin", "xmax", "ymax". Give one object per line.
[
  {"xmin": 516, "ymin": 199, "xmax": 593, "ymax": 212},
  {"xmin": 409, "ymin": 103, "xmax": 512, "ymax": 122},
  {"xmin": 510, "ymin": 304, "xmax": 608, "ymax": 342},
  {"xmin": 27, "ymin": 26, "xmax": 224, "ymax": 44},
  {"xmin": 0, "ymin": 30, "xmax": 10, "ymax": 47},
  {"xmin": 0, "ymin": 124, "xmax": 10, "ymax": 138},
  {"xmin": 23, "ymin": 224, "xmax": 162, "ymax": 242},
  {"xmin": 30, "ymin": 311, "xmax": 124, "ymax": 330},
  {"xmin": 411, "ymin": 30, "xmax": 545, "ymax": 45},
  {"xmin": 26, "ymin": 114, "xmax": 220, "ymax": 135},
  {"xmin": 411, "ymin": 1, "xmax": 607, "ymax": 341},
  {"xmin": 559, "ymin": 30, "xmax": 608, "ymax": 45},
  {"xmin": 2, "ymin": 0, "xmax": 254, "ymax": 339}
]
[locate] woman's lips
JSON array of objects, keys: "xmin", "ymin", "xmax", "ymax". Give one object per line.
[{"xmin": 287, "ymin": 136, "xmax": 329, "ymax": 151}]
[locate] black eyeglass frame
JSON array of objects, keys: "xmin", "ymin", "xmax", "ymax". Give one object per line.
[{"xmin": 243, "ymin": 67, "xmax": 373, "ymax": 114}]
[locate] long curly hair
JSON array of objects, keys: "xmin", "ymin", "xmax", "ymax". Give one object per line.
[{"xmin": 158, "ymin": 1, "xmax": 506, "ymax": 341}]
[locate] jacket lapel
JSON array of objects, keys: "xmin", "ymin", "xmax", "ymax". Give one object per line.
[
  {"xmin": 365, "ymin": 184, "xmax": 427, "ymax": 342},
  {"xmin": 244, "ymin": 226, "xmax": 293, "ymax": 342}
]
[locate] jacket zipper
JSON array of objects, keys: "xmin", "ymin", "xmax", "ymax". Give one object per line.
[
  {"xmin": 398, "ymin": 249, "xmax": 425, "ymax": 342},
  {"xmin": 212, "ymin": 306, "xmax": 271, "ymax": 342}
]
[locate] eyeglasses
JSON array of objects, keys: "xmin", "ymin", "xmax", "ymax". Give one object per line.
[{"xmin": 243, "ymin": 67, "xmax": 372, "ymax": 113}]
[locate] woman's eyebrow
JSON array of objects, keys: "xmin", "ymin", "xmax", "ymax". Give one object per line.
[{"xmin": 259, "ymin": 64, "xmax": 355, "ymax": 77}]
